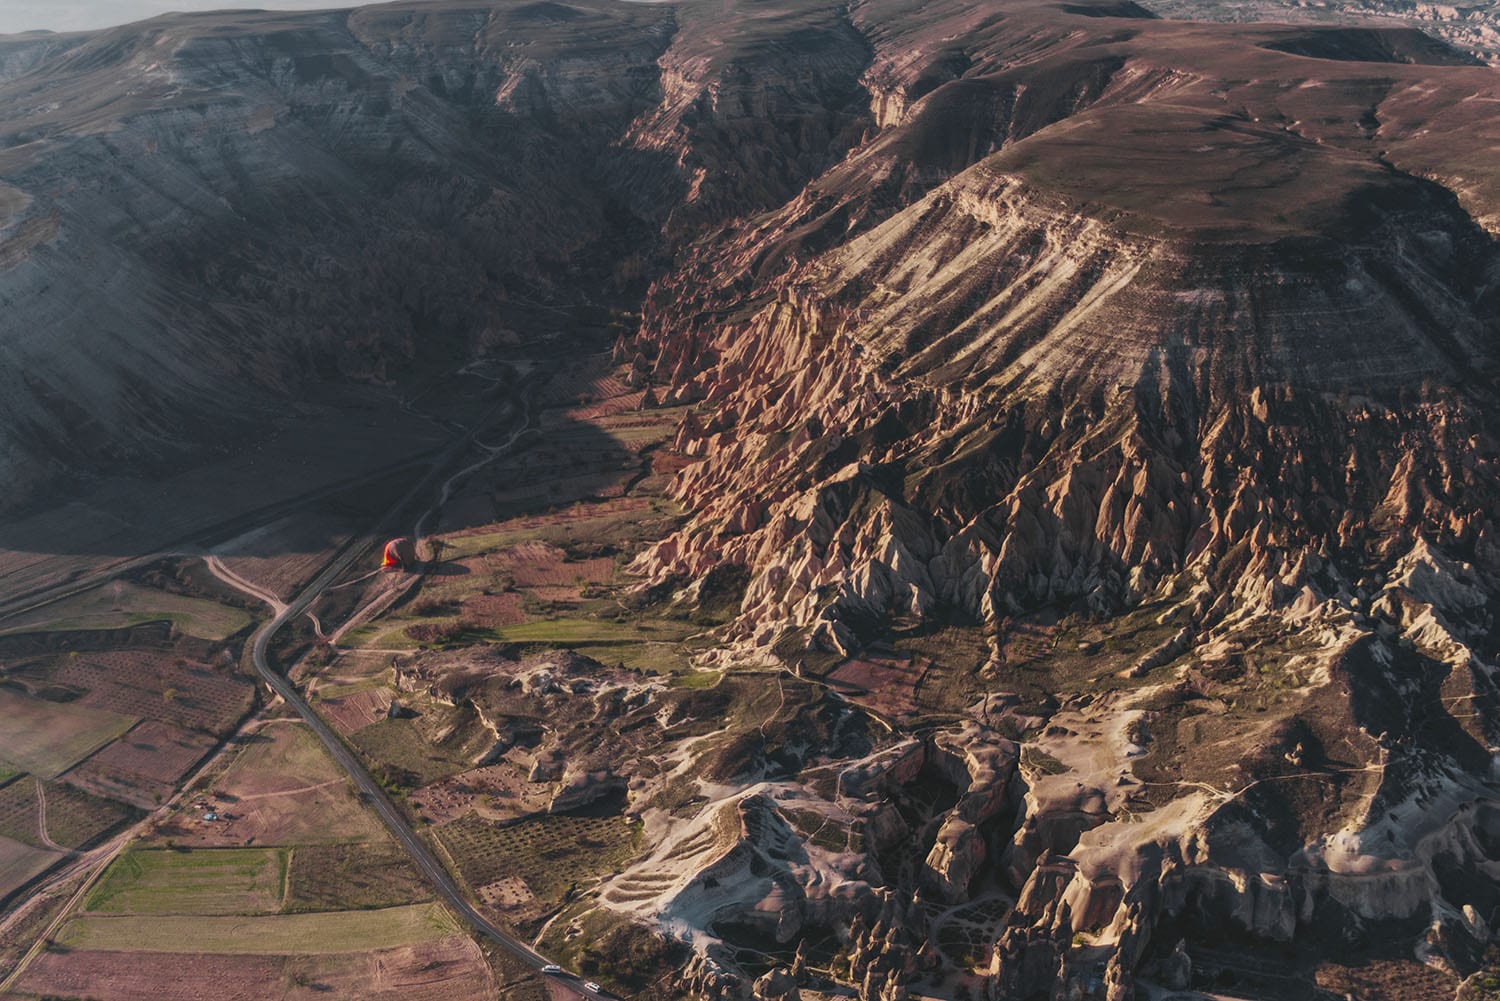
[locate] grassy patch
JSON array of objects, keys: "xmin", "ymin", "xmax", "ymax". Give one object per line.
[
  {"xmin": 85, "ymin": 847, "xmax": 287, "ymax": 915},
  {"xmin": 0, "ymin": 580, "xmax": 252, "ymax": 641},
  {"xmin": 437, "ymin": 812, "xmax": 642, "ymax": 901},
  {"xmin": 57, "ymin": 902, "xmax": 460, "ymax": 954},
  {"xmin": 499, "ymin": 615, "xmax": 699, "ymax": 674},
  {"xmin": 669, "ymin": 670, "xmax": 722, "ymax": 689},
  {"xmin": 350, "ymin": 718, "xmax": 475, "ymax": 789},
  {"xmin": 284, "ymin": 841, "xmax": 432, "ymax": 912},
  {"xmin": 1021, "ymin": 746, "xmax": 1070, "ymax": 776},
  {"xmin": 0, "ymin": 688, "xmax": 135, "ymax": 780}
]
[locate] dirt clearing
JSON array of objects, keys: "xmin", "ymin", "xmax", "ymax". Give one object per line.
[{"xmin": 166, "ymin": 723, "xmax": 383, "ymax": 847}]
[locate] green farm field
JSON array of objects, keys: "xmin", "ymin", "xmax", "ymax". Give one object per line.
[
  {"xmin": 0, "ymin": 688, "xmax": 134, "ymax": 780},
  {"xmin": 57, "ymin": 902, "xmax": 461, "ymax": 953},
  {"xmin": 86, "ymin": 847, "xmax": 288, "ymax": 915}
]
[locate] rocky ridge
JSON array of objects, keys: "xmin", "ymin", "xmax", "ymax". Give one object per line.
[{"xmin": 616, "ymin": 0, "xmax": 1500, "ymax": 995}]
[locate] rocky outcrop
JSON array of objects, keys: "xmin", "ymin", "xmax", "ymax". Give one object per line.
[
  {"xmin": 751, "ymin": 967, "xmax": 800, "ymax": 1001},
  {"xmin": 921, "ymin": 724, "xmax": 1018, "ymax": 903},
  {"xmin": 548, "ymin": 768, "xmax": 627, "ymax": 813}
]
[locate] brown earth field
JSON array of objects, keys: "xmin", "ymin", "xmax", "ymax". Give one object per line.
[
  {"xmin": 64, "ymin": 720, "xmax": 218, "ymax": 810},
  {"xmin": 161, "ymin": 723, "xmax": 383, "ymax": 848},
  {"xmin": 12, "ymin": 936, "xmax": 494, "ymax": 1001},
  {"xmin": 317, "ymin": 687, "xmax": 391, "ymax": 736},
  {"xmin": 825, "ymin": 655, "xmax": 927, "ymax": 720}
]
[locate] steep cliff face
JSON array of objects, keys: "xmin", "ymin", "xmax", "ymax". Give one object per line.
[{"xmin": 0, "ymin": 2, "xmax": 676, "ymax": 508}]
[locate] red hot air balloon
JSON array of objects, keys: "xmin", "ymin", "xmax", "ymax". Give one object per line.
[{"xmin": 382, "ymin": 538, "xmax": 416, "ymax": 571}]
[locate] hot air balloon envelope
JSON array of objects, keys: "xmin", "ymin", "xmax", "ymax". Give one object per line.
[{"xmin": 382, "ymin": 537, "xmax": 416, "ymax": 570}]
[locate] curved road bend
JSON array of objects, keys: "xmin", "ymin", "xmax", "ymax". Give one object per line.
[{"xmin": 243, "ymin": 399, "xmax": 609, "ymax": 999}]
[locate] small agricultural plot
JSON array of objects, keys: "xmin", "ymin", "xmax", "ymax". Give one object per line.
[
  {"xmin": 0, "ymin": 687, "xmax": 134, "ymax": 780},
  {"xmin": 65, "ymin": 720, "xmax": 217, "ymax": 809},
  {"xmin": 437, "ymin": 812, "xmax": 642, "ymax": 907},
  {"xmin": 494, "ymin": 541, "xmax": 615, "ymax": 590},
  {"xmin": 0, "ymin": 580, "xmax": 253, "ymax": 641},
  {"xmin": 0, "ymin": 776, "xmax": 137, "ymax": 850},
  {"xmin": 86, "ymin": 847, "xmax": 287, "ymax": 915},
  {"xmin": 283, "ymin": 840, "xmax": 432, "ymax": 912},
  {"xmin": 317, "ymin": 687, "xmax": 390, "ymax": 735},
  {"xmin": 57, "ymin": 901, "xmax": 461, "ymax": 953},
  {"xmin": 0, "ymin": 777, "xmax": 45, "ymax": 846},
  {"xmin": 0, "ymin": 833, "xmax": 63, "ymax": 901},
  {"xmin": 54, "ymin": 650, "xmax": 255, "ymax": 736}
]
